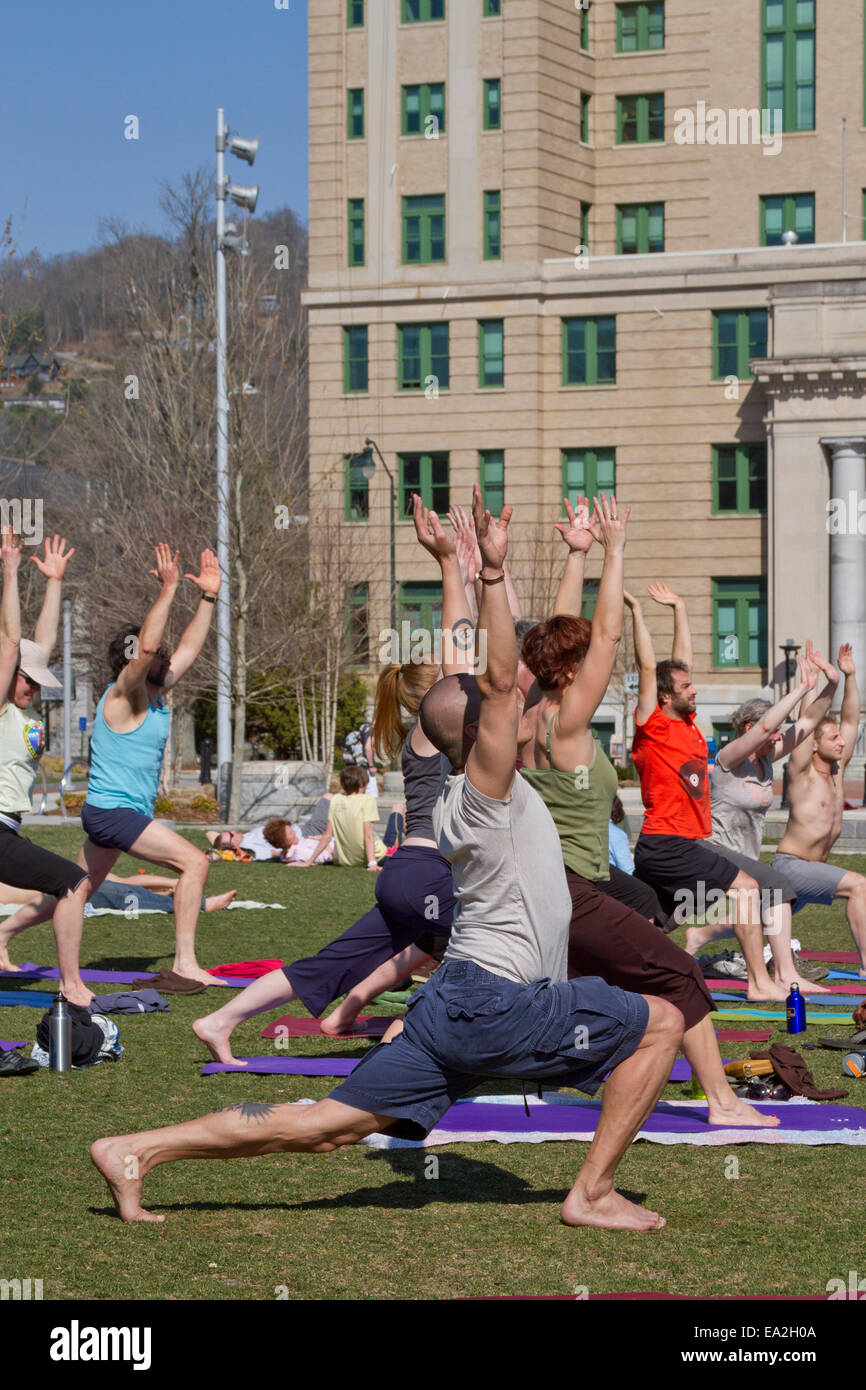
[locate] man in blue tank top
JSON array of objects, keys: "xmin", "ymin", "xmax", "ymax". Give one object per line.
[{"xmin": 3, "ymin": 543, "xmax": 226, "ymax": 988}]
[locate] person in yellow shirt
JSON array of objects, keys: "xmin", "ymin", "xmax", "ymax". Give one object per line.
[{"xmin": 305, "ymin": 765, "xmax": 401, "ymax": 870}]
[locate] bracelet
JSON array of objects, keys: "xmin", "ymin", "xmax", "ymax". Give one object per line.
[
  {"xmin": 367, "ymin": 859, "xmax": 378, "ymax": 868},
  {"xmin": 201, "ymin": 594, "xmax": 217, "ymax": 604},
  {"xmin": 475, "ymin": 570, "xmax": 506, "ymax": 585}
]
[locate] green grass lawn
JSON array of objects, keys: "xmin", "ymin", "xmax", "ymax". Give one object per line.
[{"xmin": 1, "ymin": 828, "xmax": 864, "ymax": 1301}]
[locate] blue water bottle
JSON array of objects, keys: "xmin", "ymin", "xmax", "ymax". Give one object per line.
[{"xmin": 786, "ymin": 983, "xmax": 806, "ymax": 1035}]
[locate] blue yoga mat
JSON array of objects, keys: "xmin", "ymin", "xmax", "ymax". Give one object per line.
[
  {"xmin": 711, "ymin": 990, "xmax": 863, "ymax": 1006},
  {"xmin": 0, "ymin": 990, "xmax": 55, "ymax": 1009},
  {"xmin": 829, "ymin": 970, "xmax": 865, "ymax": 981},
  {"xmin": 711, "ymin": 1007, "xmax": 853, "ymax": 1022}
]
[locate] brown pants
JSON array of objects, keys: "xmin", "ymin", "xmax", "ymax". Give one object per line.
[{"xmin": 565, "ymin": 868, "xmax": 713, "ymax": 1032}]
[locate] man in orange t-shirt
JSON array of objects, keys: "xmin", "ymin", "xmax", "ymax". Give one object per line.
[{"xmin": 626, "ymin": 585, "xmax": 783, "ymax": 1001}]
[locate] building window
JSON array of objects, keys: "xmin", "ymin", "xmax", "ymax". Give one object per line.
[
  {"xmin": 713, "ymin": 444, "xmax": 768, "ymax": 513},
  {"xmin": 713, "ymin": 579, "xmax": 767, "ymax": 668},
  {"xmin": 581, "ymin": 578, "xmax": 600, "ymax": 620},
  {"xmin": 346, "ymin": 583, "xmax": 369, "ymax": 664},
  {"xmin": 348, "ymin": 0, "xmax": 364, "ymax": 27},
  {"xmin": 617, "ymin": 202, "xmax": 664, "ymax": 254},
  {"xmin": 581, "ymin": 201, "xmax": 592, "ymax": 254},
  {"xmin": 343, "ymin": 326, "xmax": 368, "ymax": 394},
  {"xmin": 483, "ymin": 190, "xmax": 501, "ymax": 259},
  {"xmin": 347, "ymin": 89, "xmax": 365, "ymax": 140},
  {"xmin": 713, "ymin": 310, "xmax": 768, "ymax": 380},
  {"xmin": 478, "ymin": 320, "xmax": 504, "ymax": 387},
  {"xmin": 402, "ymin": 83, "xmax": 446, "ymax": 137},
  {"xmin": 398, "ymin": 323, "xmax": 449, "ymax": 391},
  {"xmin": 348, "ymin": 199, "xmax": 365, "ymax": 267},
  {"xmin": 760, "ymin": 192, "xmax": 815, "ymax": 245},
  {"xmin": 562, "ymin": 449, "xmax": 616, "ymax": 505},
  {"xmin": 345, "ymin": 455, "xmax": 370, "ymax": 522},
  {"xmin": 562, "ymin": 317, "xmax": 616, "ymax": 386},
  {"xmin": 399, "ymin": 454, "xmax": 450, "ymax": 516},
  {"xmin": 617, "ymin": 93, "xmax": 664, "ymax": 143},
  {"xmin": 483, "ymin": 79, "xmax": 502, "ymax": 131},
  {"xmin": 616, "ymin": 2, "xmax": 664, "ymax": 52},
  {"xmin": 763, "ymin": 0, "xmax": 815, "ymax": 133},
  {"xmin": 580, "ymin": 1, "xmax": 591, "ymax": 50},
  {"xmin": 479, "ymin": 451, "xmax": 505, "ymax": 513},
  {"xmin": 400, "ymin": 581, "xmax": 443, "ymax": 634},
  {"xmin": 712, "ymin": 721, "xmax": 735, "ymax": 752},
  {"xmin": 580, "ymin": 92, "xmax": 591, "ymax": 143},
  {"xmin": 483, "ymin": 0, "xmax": 502, "ymax": 14},
  {"xmin": 402, "ymin": 0, "xmax": 445, "ymax": 20},
  {"xmin": 402, "ymin": 194, "xmax": 446, "ymax": 264}
]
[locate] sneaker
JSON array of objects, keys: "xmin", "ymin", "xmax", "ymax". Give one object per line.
[
  {"xmin": 768, "ymin": 953, "xmax": 829, "ymax": 983},
  {"xmin": 0, "ymin": 1048, "xmax": 39, "ymax": 1077},
  {"xmin": 699, "ymin": 951, "xmax": 748, "ymax": 981}
]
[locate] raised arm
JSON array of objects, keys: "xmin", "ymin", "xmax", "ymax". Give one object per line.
[
  {"xmin": 449, "ymin": 504, "xmax": 481, "ymax": 618},
  {"xmin": 837, "ymin": 644, "xmax": 861, "ymax": 767},
  {"xmin": 624, "ymin": 589, "xmax": 657, "ymax": 727},
  {"xmin": 779, "ymin": 644, "xmax": 839, "ymax": 763},
  {"xmin": 0, "ymin": 528, "xmax": 24, "ymax": 703},
  {"xmin": 553, "ymin": 495, "xmax": 595, "ymax": 617},
  {"xmin": 719, "ymin": 655, "xmax": 817, "ymax": 771},
  {"xmin": 111, "ymin": 545, "xmax": 180, "ymax": 702},
  {"xmin": 466, "ymin": 483, "xmax": 517, "ymax": 801},
  {"xmin": 31, "ymin": 535, "xmax": 75, "ymax": 661},
  {"xmin": 648, "ymin": 582, "xmax": 693, "ymax": 670},
  {"xmin": 163, "ymin": 549, "xmax": 221, "ymax": 687},
  {"xmin": 413, "ymin": 494, "xmax": 475, "ymax": 677},
  {"xmin": 556, "ymin": 495, "xmax": 630, "ymax": 737}
]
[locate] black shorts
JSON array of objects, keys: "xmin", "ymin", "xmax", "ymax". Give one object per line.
[
  {"xmin": 0, "ymin": 823, "xmax": 87, "ymax": 898},
  {"xmin": 81, "ymin": 803, "xmax": 153, "ymax": 853},
  {"xmin": 595, "ymin": 864, "xmax": 670, "ymax": 931},
  {"xmin": 633, "ymin": 833, "xmax": 739, "ymax": 921}
]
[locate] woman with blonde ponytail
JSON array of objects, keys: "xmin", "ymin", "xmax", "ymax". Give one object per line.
[{"xmin": 194, "ymin": 496, "xmax": 476, "ymax": 1060}]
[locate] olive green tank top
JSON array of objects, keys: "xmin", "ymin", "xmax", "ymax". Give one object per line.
[{"xmin": 520, "ymin": 714, "xmax": 619, "ymax": 881}]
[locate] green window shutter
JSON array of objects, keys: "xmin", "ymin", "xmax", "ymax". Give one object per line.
[
  {"xmin": 399, "ymin": 324, "xmax": 422, "ymax": 389},
  {"xmin": 713, "ymin": 446, "xmax": 739, "ymax": 511},
  {"xmin": 484, "ymin": 79, "xmax": 501, "ymax": 130},
  {"xmin": 713, "ymin": 579, "xmax": 767, "ymax": 667},
  {"xmin": 344, "ymin": 326, "xmax": 368, "ymax": 393},
  {"xmin": 429, "ymin": 84, "xmax": 446, "ymax": 135},
  {"xmin": 647, "ymin": 92, "xmax": 664, "ymax": 139},
  {"xmin": 582, "ymin": 579, "xmax": 599, "ymax": 620},
  {"xmin": 479, "ymin": 320, "xmax": 504, "ymax": 388},
  {"xmin": 580, "ymin": 93, "xmax": 590, "ymax": 143},
  {"xmin": 580, "ymin": 1, "xmax": 590, "ymax": 50},
  {"xmin": 345, "ymin": 455, "xmax": 370, "ymax": 522},
  {"xmin": 347, "ymin": 89, "xmax": 364, "ymax": 139},
  {"xmin": 348, "ymin": 199, "xmax": 365, "ymax": 266},
  {"xmin": 581, "ymin": 202, "xmax": 591, "ymax": 254},
  {"xmin": 429, "ymin": 322, "xmax": 450, "ymax": 390},
  {"xmin": 346, "ymin": 583, "xmax": 370, "ymax": 664},
  {"xmin": 348, "ymin": 0, "xmax": 364, "ymax": 27},
  {"xmin": 403, "ymin": 86, "xmax": 421, "ymax": 135},
  {"xmin": 479, "ymin": 450, "xmax": 505, "ymax": 514},
  {"xmin": 484, "ymin": 190, "xmax": 501, "ymax": 259}
]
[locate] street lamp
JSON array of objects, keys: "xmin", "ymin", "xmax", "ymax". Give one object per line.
[
  {"xmin": 215, "ymin": 107, "xmax": 260, "ymax": 814},
  {"xmin": 780, "ymin": 638, "xmax": 800, "ymax": 810},
  {"xmin": 352, "ymin": 438, "xmax": 397, "ymax": 631}
]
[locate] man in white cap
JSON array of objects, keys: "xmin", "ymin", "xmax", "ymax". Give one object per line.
[{"xmin": 0, "ymin": 529, "xmax": 93, "ymax": 1004}]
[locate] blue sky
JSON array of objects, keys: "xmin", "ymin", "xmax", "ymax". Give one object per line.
[{"xmin": 2, "ymin": 0, "xmax": 308, "ymax": 260}]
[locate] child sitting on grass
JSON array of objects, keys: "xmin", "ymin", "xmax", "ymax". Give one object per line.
[{"xmin": 302, "ymin": 766, "xmax": 403, "ymax": 871}]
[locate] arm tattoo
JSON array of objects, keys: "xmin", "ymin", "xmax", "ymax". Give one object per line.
[{"xmin": 220, "ymin": 1101, "xmax": 278, "ymax": 1124}]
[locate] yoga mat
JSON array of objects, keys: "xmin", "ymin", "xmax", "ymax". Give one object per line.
[
  {"xmin": 711, "ymin": 989, "xmax": 863, "ymax": 1006},
  {"xmin": 711, "ymin": 1007, "xmax": 853, "ymax": 1022},
  {"xmin": 0, "ymin": 962, "xmax": 159, "ymax": 985},
  {"xmin": 200, "ymin": 1055, "xmax": 718, "ymax": 1081},
  {"xmin": 829, "ymin": 970, "xmax": 865, "ymax": 981},
  {"xmin": 360, "ymin": 1094, "xmax": 866, "ymax": 1149},
  {"xmin": 260, "ymin": 1014, "xmax": 394, "ymax": 1040},
  {"xmin": 716, "ymin": 1029, "xmax": 773, "ymax": 1042},
  {"xmin": 708, "ymin": 978, "xmax": 865, "ymax": 996},
  {"xmin": 0, "ymin": 901, "xmax": 286, "ymax": 919},
  {"xmin": 799, "ymin": 950, "xmax": 859, "ymax": 964},
  {"xmin": 1, "ymin": 1041, "xmax": 27, "ymax": 1051},
  {"xmin": 0, "ymin": 991, "xmax": 55, "ymax": 1009}
]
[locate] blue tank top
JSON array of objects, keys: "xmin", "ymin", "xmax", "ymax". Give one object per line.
[{"xmin": 86, "ymin": 685, "xmax": 170, "ymax": 817}]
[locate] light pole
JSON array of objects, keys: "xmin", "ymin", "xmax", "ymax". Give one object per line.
[
  {"xmin": 354, "ymin": 438, "xmax": 397, "ymax": 632},
  {"xmin": 780, "ymin": 637, "xmax": 800, "ymax": 810},
  {"xmin": 215, "ymin": 108, "xmax": 259, "ymax": 813}
]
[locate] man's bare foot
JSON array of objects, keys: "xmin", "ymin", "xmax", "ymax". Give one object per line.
[
  {"xmin": 173, "ymin": 965, "xmax": 230, "ymax": 987},
  {"xmin": 784, "ymin": 974, "xmax": 829, "ymax": 995},
  {"xmin": 204, "ymin": 890, "xmax": 238, "ymax": 913},
  {"xmin": 63, "ymin": 983, "xmax": 95, "ymax": 1007},
  {"xmin": 192, "ymin": 1015, "xmax": 246, "ymax": 1066},
  {"xmin": 746, "ymin": 980, "xmax": 788, "ymax": 1002},
  {"xmin": 561, "ymin": 1186, "xmax": 666, "ymax": 1232},
  {"xmin": 90, "ymin": 1137, "xmax": 164, "ymax": 1223},
  {"xmin": 705, "ymin": 1095, "xmax": 781, "ymax": 1127},
  {"xmin": 319, "ymin": 1012, "xmax": 359, "ymax": 1037},
  {"xmin": 684, "ymin": 924, "xmax": 731, "ymax": 957},
  {"xmin": 0, "ymin": 955, "xmax": 20, "ymax": 972}
]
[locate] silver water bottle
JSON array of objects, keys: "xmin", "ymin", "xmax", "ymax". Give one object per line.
[{"xmin": 49, "ymin": 993, "xmax": 71, "ymax": 1072}]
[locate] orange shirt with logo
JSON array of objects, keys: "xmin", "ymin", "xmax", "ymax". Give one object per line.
[{"xmin": 632, "ymin": 706, "xmax": 711, "ymax": 839}]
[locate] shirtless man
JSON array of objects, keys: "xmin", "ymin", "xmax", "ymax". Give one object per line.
[
  {"xmin": 772, "ymin": 643, "xmax": 866, "ymax": 977},
  {"xmin": 92, "ymin": 486, "xmax": 683, "ymax": 1231}
]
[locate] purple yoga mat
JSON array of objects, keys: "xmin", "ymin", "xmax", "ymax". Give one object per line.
[
  {"xmin": 707, "ymin": 976, "xmax": 865, "ymax": 995},
  {"xmin": 430, "ymin": 1098, "xmax": 866, "ymax": 1138},
  {"xmin": 199, "ymin": 1056, "xmax": 714, "ymax": 1081},
  {"xmin": 0, "ymin": 962, "xmax": 159, "ymax": 985},
  {"xmin": 1, "ymin": 1041, "xmax": 27, "ymax": 1051}
]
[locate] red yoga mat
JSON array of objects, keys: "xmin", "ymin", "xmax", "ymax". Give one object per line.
[
  {"xmin": 715, "ymin": 1029, "xmax": 772, "ymax": 1042},
  {"xmin": 798, "ymin": 950, "xmax": 860, "ymax": 964},
  {"xmin": 260, "ymin": 1014, "xmax": 393, "ymax": 1039},
  {"xmin": 706, "ymin": 976, "xmax": 864, "ymax": 994}
]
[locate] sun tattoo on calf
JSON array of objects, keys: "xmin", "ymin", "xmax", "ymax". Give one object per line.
[{"xmin": 220, "ymin": 1101, "xmax": 279, "ymax": 1123}]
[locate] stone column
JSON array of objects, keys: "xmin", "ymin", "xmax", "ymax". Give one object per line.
[{"xmin": 821, "ymin": 437, "xmax": 866, "ymax": 676}]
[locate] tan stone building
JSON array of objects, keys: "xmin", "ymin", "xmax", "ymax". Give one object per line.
[{"xmin": 304, "ymin": 0, "xmax": 866, "ymax": 758}]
